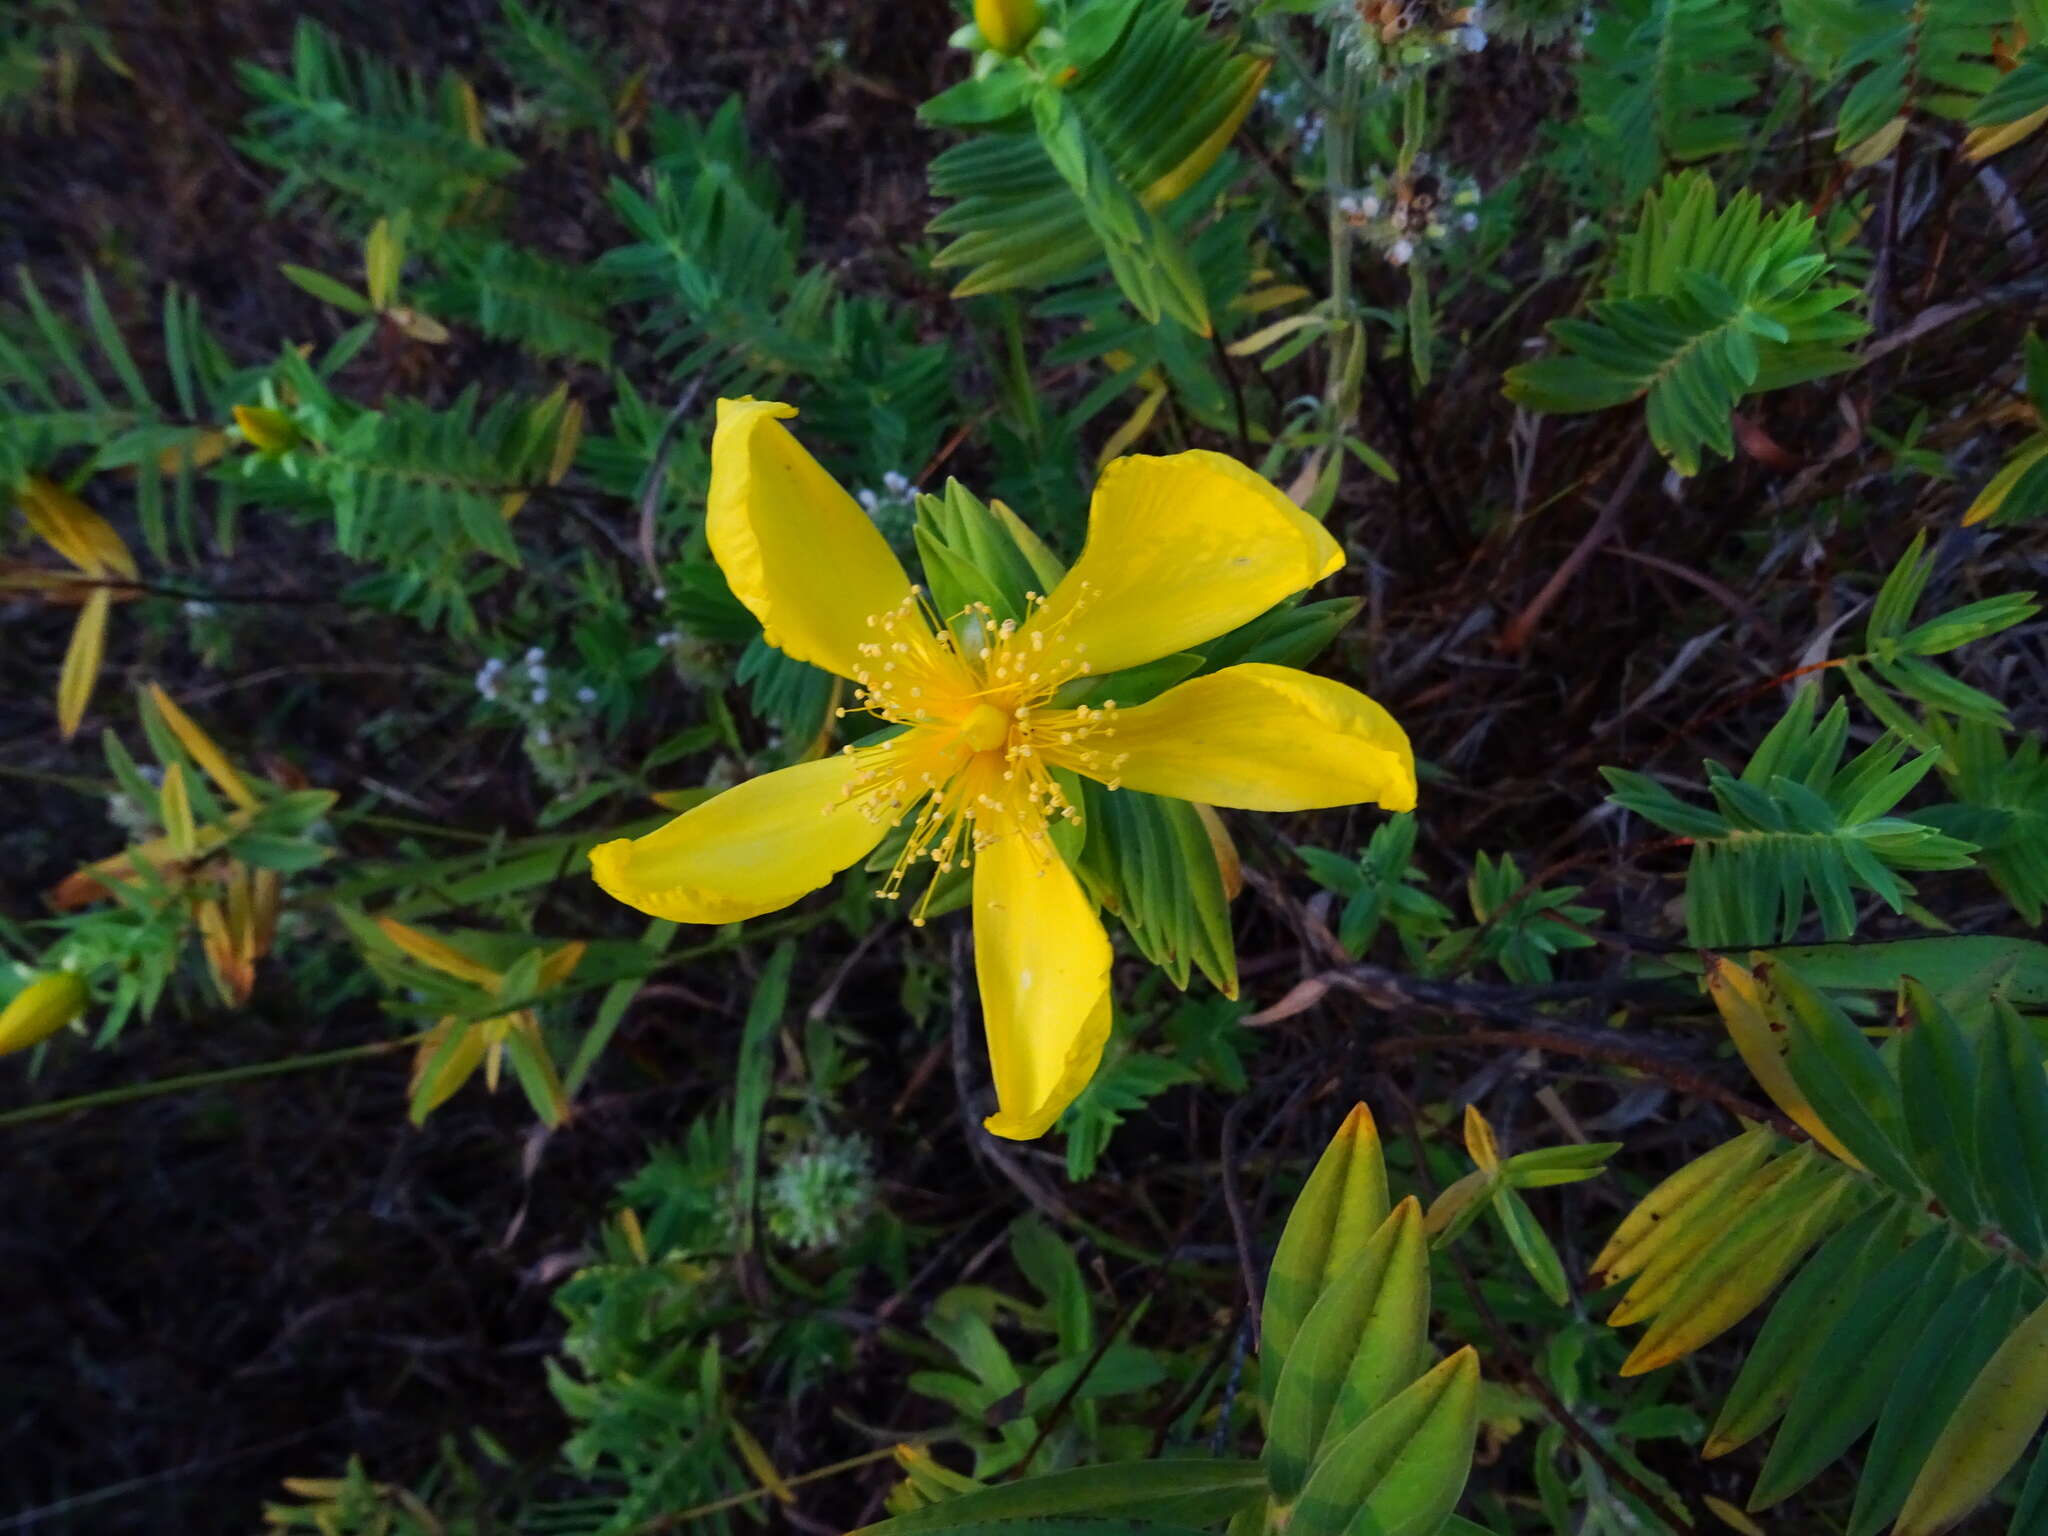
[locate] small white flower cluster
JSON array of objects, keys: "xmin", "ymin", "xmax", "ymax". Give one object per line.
[
  {"xmin": 855, "ymin": 470, "xmax": 914, "ymax": 515},
  {"xmin": 1337, "ymin": 160, "xmax": 1482, "ymax": 267},
  {"xmin": 474, "ymin": 645, "xmax": 605, "ymax": 790},
  {"xmin": 1260, "ymin": 85, "xmax": 1325, "ymax": 155},
  {"xmin": 1325, "ymin": 0, "xmax": 1488, "ymax": 78}
]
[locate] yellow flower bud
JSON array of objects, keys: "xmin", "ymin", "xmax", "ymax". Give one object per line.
[
  {"xmin": 0, "ymin": 971, "xmax": 87, "ymax": 1055},
  {"xmin": 232, "ymin": 404, "xmax": 301, "ymax": 456},
  {"xmin": 974, "ymin": 0, "xmax": 1042, "ymax": 55}
]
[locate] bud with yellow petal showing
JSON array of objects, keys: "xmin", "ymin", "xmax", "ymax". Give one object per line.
[
  {"xmin": 974, "ymin": 0, "xmax": 1042, "ymax": 55},
  {"xmin": 0, "ymin": 971, "xmax": 87, "ymax": 1055},
  {"xmin": 232, "ymin": 404, "xmax": 300, "ymax": 456}
]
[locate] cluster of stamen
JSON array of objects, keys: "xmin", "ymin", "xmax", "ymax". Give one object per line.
[{"xmin": 826, "ymin": 585, "xmax": 1131, "ymax": 922}]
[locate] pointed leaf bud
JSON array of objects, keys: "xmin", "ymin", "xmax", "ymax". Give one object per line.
[{"xmin": 0, "ymin": 971, "xmax": 87, "ymax": 1055}]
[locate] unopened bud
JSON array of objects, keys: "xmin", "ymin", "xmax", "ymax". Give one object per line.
[
  {"xmin": 0, "ymin": 971, "xmax": 87, "ymax": 1055},
  {"xmin": 974, "ymin": 0, "xmax": 1042, "ymax": 55},
  {"xmin": 232, "ymin": 404, "xmax": 300, "ymax": 456}
]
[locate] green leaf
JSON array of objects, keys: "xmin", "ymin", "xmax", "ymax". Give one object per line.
[
  {"xmin": 848, "ymin": 1461, "xmax": 1267, "ymax": 1536},
  {"xmin": 1750, "ymin": 1232, "xmax": 1967, "ymax": 1509},
  {"xmin": 1265, "ymin": 1199, "xmax": 1429, "ymax": 1501},
  {"xmin": 1706, "ymin": 1201, "xmax": 1906, "ymax": 1457},
  {"xmin": 1261, "ymin": 1105, "xmax": 1392, "ymax": 1391},
  {"xmin": 1287, "ymin": 1350, "xmax": 1480, "ymax": 1536},
  {"xmin": 1847, "ymin": 1261, "xmax": 2033, "ymax": 1536},
  {"xmin": 280, "ymin": 262, "xmax": 375, "ymax": 315}
]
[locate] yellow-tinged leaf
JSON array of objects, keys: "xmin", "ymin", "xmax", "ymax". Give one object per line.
[
  {"xmin": 1194, "ymin": 803, "xmax": 1243, "ymax": 901},
  {"xmin": 1232, "ymin": 283, "xmax": 1312, "ymax": 315},
  {"xmin": 1704, "ymin": 1495, "xmax": 1765, "ymax": 1536},
  {"xmin": 365, "ymin": 217, "xmax": 403, "ymax": 310},
  {"xmin": 19, "ymin": 475, "xmax": 136, "ymax": 578},
  {"xmin": 730, "ymin": 1422, "xmax": 796, "ymax": 1504},
  {"xmin": 454, "ymin": 74, "xmax": 484, "ymax": 145},
  {"xmin": 374, "ymin": 916, "xmax": 501, "ymax": 987},
  {"xmin": 1895, "ymin": 1292, "xmax": 2048, "ymax": 1535},
  {"xmin": 1844, "ymin": 114, "xmax": 1908, "ymax": 168},
  {"xmin": 198, "ymin": 895, "xmax": 255, "ymax": 1005},
  {"xmin": 1708, "ymin": 955, "xmax": 1863, "ymax": 1167},
  {"xmin": 389, "ymin": 306, "xmax": 450, "ymax": 344},
  {"xmin": 410, "ymin": 1017, "xmax": 487, "ymax": 1123},
  {"xmin": 548, "ymin": 399, "xmax": 584, "ymax": 485},
  {"xmin": 1094, "ymin": 381, "xmax": 1169, "ymax": 470},
  {"xmin": 500, "ymin": 491, "xmax": 528, "ymax": 519},
  {"xmin": 1142, "ymin": 56, "xmax": 1270, "ymax": 207},
  {"xmin": 160, "ymin": 762, "xmax": 196, "ymax": 859},
  {"xmin": 0, "ymin": 971, "xmax": 87, "ymax": 1054},
  {"xmin": 1962, "ymin": 436, "xmax": 2048, "ymax": 525},
  {"xmin": 252, "ymin": 867, "xmax": 281, "ymax": 955},
  {"xmin": 1605, "ymin": 1150, "xmax": 1810, "ymax": 1323},
  {"xmin": 1229, "ymin": 312, "xmax": 1325, "ymax": 357},
  {"xmin": 1618, "ymin": 1167, "xmax": 1850, "ymax": 1375},
  {"xmin": 538, "ymin": 940, "xmax": 587, "ymax": 992},
  {"xmin": 1966, "ymin": 103, "xmax": 2048, "ymax": 161},
  {"xmin": 618, "ymin": 1206, "xmax": 649, "ymax": 1264},
  {"xmin": 1592, "ymin": 1125, "xmax": 1773, "ymax": 1279},
  {"xmin": 146, "ymin": 683, "xmax": 261, "ymax": 811},
  {"xmin": 156, "ymin": 428, "xmax": 228, "ymax": 475},
  {"xmin": 1462, "ymin": 1103, "xmax": 1500, "ymax": 1173},
  {"xmin": 57, "ymin": 586, "xmax": 112, "ymax": 739},
  {"xmin": 1423, "ymin": 1168, "xmax": 1490, "ymax": 1237}
]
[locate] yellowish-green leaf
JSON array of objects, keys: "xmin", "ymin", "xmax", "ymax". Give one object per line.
[
  {"xmin": 1592, "ymin": 1125, "xmax": 1774, "ymax": 1282},
  {"xmin": 146, "ymin": 683, "xmax": 261, "ymax": 811},
  {"xmin": 58, "ymin": 586, "xmax": 112, "ymax": 739},
  {"xmin": 1894, "ymin": 1292, "xmax": 2048, "ymax": 1536},
  {"xmin": 1262, "ymin": 1103, "xmax": 1392, "ymax": 1381},
  {"xmin": 1706, "ymin": 955, "xmax": 1863, "ymax": 1167}
]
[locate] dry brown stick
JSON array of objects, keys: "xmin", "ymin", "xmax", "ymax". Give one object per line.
[{"xmin": 1498, "ymin": 442, "xmax": 1654, "ymax": 656}]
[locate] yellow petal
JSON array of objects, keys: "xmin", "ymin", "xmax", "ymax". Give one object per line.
[
  {"xmin": 1024, "ymin": 453, "xmax": 1342, "ymax": 678},
  {"xmin": 973, "ymin": 832, "xmax": 1113, "ymax": 1141},
  {"xmin": 589, "ymin": 749, "xmax": 905, "ymax": 924},
  {"xmin": 0, "ymin": 971, "xmax": 87, "ymax": 1055},
  {"xmin": 708, "ymin": 398, "xmax": 917, "ymax": 681},
  {"xmin": 1074, "ymin": 662, "xmax": 1416, "ymax": 812}
]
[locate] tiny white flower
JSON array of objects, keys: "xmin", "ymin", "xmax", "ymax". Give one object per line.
[
  {"xmin": 857, "ymin": 488, "xmax": 880, "ymax": 513},
  {"xmin": 576, "ymin": 685, "xmax": 598, "ymax": 705},
  {"xmin": 1387, "ymin": 238, "xmax": 1415, "ymax": 266},
  {"xmin": 1460, "ymin": 210, "xmax": 1479, "ymax": 231},
  {"xmin": 531, "ymin": 685, "xmax": 549, "ymax": 705},
  {"xmin": 882, "ymin": 470, "xmax": 911, "ymax": 496},
  {"xmin": 534, "ymin": 726, "xmax": 552, "ymax": 747},
  {"xmin": 1458, "ymin": 23, "xmax": 1487, "ymax": 50},
  {"xmin": 1360, "ymin": 193, "xmax": 1382, "ymax": 220},
  {"xmin": 655, "ymin": 630, "xmax": 679, "ymax": 648},
  {"xmin": 527, "ymin": 660, "xmax": 548, "ymax": 681},
  {"xmin": 524, "ymin": 645, "xmax": 545, "ymax": 664},
  {"xmin": 652, "ymin": 584, "xmax": 667, "ymax": 602}
]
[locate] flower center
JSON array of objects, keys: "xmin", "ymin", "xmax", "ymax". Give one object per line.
[
  {"xmin": 830, "ymin": 585, "xmax": 1129, "ymax": 923},
  {"xmin": 961, "ymin": 702, "xmax": 1009, "ymax": 753}
]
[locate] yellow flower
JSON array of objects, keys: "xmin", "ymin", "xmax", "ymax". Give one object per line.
[
  {"xmin": 0, "ymin": 971, "xmax": 87, "ymax": 1056},
  {"xmin": 591, "ymin": 398, "xmax": 1415, "ymax": 1140},
  {"xmin": 974, "ymin": 0, "xmax": 1042, "ymax": 55}
]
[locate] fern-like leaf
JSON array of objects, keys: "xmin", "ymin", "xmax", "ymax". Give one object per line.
[
  {"xmin": 1576, "ymin": 0, "xmax": 1769, "ymax": 195},
  {"xmin": 1505, "ymin": 171, "xmax": 1867, "ymax": 474}
]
